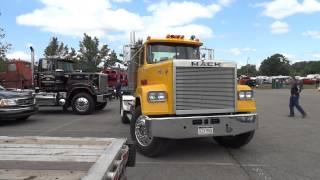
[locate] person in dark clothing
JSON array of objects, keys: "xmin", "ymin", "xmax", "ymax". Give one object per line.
[
  {"xmin": 115, "ymin": 81, "xmax": 122, "ymax": 100},
  {"xmin": 289, "ymin": 77, "xmax": 306, "ymax": 118}
]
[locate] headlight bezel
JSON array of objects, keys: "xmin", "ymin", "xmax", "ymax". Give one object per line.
[
  {"xmin": 238, "ymin": 90, "xmax": 254, "ymax": 100},
  {"xmin": 0, "ymin": 98, "xmax": 18, "ymax": 107},
  {"xmin": 148, "ymin": 91, "xmax": 167, "ymax": 102}
]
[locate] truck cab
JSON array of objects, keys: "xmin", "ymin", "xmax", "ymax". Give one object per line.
[
  {"xmin": 0, "ymin": 60, "xmax": 32, "ymax": 89},
  {"xmin": 34, "ymin": 57, "xmax": 111, "ymax": 115},
  {"xmin": 121, "ymin": 35, "xmax": 258, "ymax": 157}
]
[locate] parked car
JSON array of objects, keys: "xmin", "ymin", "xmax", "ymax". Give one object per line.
[{"xmin": 0, "ymin": 85, "xmax": 38, "ymax": 121}]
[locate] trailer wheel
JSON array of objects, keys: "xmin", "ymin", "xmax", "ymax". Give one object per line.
[
  {"xmin": 71, "ymin": 93, "xmax": 95, "ymax": 115},
  {"xmin": 130, "ymin": 106, "xmax": 169, "ymax": 157},
  {"xmin": 213, "ymin": 131, "xmax": 255, "ymax": 148},
  {"xmin": 120, "ymin": 100, "xmax": 130, "ymax": 124},
  {"xmin": 95, "ymin": 102, "xmax": 107, "ymax": 110}
]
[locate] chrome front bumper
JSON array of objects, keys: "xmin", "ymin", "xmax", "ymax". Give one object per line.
[
  {"xmin": 96, "ymin": 93, "xmax": 112, "ymax": 103},
  {"xmin": 144, "ymin": 113, "xmax": 258, "ymax": 139}
]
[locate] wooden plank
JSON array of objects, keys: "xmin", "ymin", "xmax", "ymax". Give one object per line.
[
  {"xmin": 0, "ymin": 136, "xmax": 116, "ymax": 141},
  {"xmin": 0, "ymin": 144, "xmax": 106, "ymax": 150},
  {"xmin": 0, "ymin": 161, "xmax": 92, "ymax": 171},
  {"xmin": 0, "ymin": 136, "xmax": 114, "ymax": 146},
  {"xmin": 0, "ymin": 147, "xmax": 104, "ymax": 156},
  {"xmin": 0, "ymin": 136, "xmax": 128, "ymax": 179},
  {"xmin": 0, "ymin": 154, "xmax": 99, "ymax": 162},
  {"xmin": 0, "ymin": 169, "xmax": 86, "ymax": 180}
]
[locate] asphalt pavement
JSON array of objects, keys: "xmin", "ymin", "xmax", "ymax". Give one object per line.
[{"xmin": 0, "ymin": 89, "xmax": 319, "ymax": 180}]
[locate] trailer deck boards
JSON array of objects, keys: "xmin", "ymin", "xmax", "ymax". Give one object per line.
[{"xmin": 0, "ymin": 136, "xmax": 128, "ymax": 180}]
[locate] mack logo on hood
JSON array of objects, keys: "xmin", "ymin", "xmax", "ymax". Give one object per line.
[{"xmin": 191, "ymin": 61, "xmax": 221, "ymax": 67}]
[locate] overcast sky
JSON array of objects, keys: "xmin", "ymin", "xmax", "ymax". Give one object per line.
[{"xmin": 1, "ymin": 0, "xmax": 320, "ymax": 66}]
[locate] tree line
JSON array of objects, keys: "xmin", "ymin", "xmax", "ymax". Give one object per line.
[
  {"xmin": 43, "ymin": 34, "xmax": 118, "ymax": 72},
  {"xmin": 237, "ymin": 53, "xmax": 320, "ymax": 77}
]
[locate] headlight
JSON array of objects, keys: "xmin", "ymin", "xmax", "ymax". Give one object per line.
[
  {"xmin": 148, "ymin": 91, "xmax": 167, "ymax": 102},
  {"xmin": 245, "ymin": 91, "xmax": 253, "ymax": 99},
  {"xmin": 238, "ymin": 90, "xmax": 254, "ymax": 100},
  {"xmin": 0, "ymin": 99, "xmax": 18, "ymax": 107},
  {"xmin": 236, "ymin": 115, "xmax": 256, "ymax": 123},
  {"xmin": 238, "ymin": 91, "xmax": 246, "ymax": 99}
]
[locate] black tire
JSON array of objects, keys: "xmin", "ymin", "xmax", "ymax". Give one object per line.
[
  {"xmin": 120, "ymin": 100, "xmax": 130, "ymax": 124},
  {"xmin": 95, "ymin": 102, "xmax": 107, "ymax": 110},
  {"xmin": 214, "ymin": 131, "xmax": 255, "ymax": 148},
  {"xmin": 71, "ymin": 93, "xmax": 95, "ymax": 115},
  {"xmin": 16, "ymin": 116, "xmax": 29, "ymax": 121},
  {"xmin": 130, "ymin": 106, "xmax": 169, "ymax": 157},
  {"xmin": 126, "ymin": 140, "xmax": 136, "ymax": 167}
]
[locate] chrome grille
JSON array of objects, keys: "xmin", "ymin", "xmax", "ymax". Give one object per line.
[
  {"xmin": 17, "ymin": 98, "xmax": 34, "ymax": 106},
  {"xmin": 175, "ymin": 66, "xmax": 236, "ymax": 114},
  {"xmin": 99, "ymin": 74, "xmax": 108, "ymax": 92}
]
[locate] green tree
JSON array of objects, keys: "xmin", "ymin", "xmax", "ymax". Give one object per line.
[
  {"xmin": 259, "ymin": 54, "xmax": 290, "ymax": 76},
  {"xmin": 104, "ymin": 50, "xmax": 117, "ymax": 68},
  {"xmin": 0, "ymin": 58, "xmax": 7, "ymax": 72},
  {"xmin": 0, "ymin": 13, "xmax": 11, "ymax": 72},
  {"xmin": 78, "ymin": 33, "xmax": 109, "ymax": 72},
  {"xmin": 291, "ymin": 61, "xmax": 320, "ymax": 76},
  {"xmin": 237, "ymin": 64, "xmax": 258, "ymax": 77},
  {"xmin": 44, "ymin": 37, "xmax": 69, "ymax": 57},
  {"xmin": 67, "ymin": 47, "xmax": 77, "ymax": 60},
  {"xmin": 0, "ymin": 14, "xmax": 11, "ymax": 59}
]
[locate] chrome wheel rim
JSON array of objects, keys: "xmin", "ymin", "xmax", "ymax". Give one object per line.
[
  {"xmin": 135, "ymin": 115, "xmax": 153, "ymax": 147},
  {"xmin": 75, "ymin": 97, "xmax": 89, "ymax": 112}
]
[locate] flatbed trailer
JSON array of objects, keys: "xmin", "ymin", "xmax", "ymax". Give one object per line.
[{"xmin": 0, "ymin": 136, "xmax": 135, "ymax": 180}]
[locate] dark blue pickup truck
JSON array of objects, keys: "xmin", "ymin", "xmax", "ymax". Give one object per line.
[{"xmin": 0, "ymin": 85, "xmax": 38, "ymax": 121}]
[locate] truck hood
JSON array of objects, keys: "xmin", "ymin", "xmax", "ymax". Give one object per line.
[{"xmin": 0, "ymin": 90, "xmax": 31, "ymax": 99}]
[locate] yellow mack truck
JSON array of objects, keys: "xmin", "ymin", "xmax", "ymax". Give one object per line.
[{"xmin": 120, "ymin": 34, "xmax": 258, "ymax": 157}]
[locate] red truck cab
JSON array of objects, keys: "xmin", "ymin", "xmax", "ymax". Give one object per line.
[
  {"xmin": 0, "ymin": 60, "xmax": 32, "ymax": 89},
  {"xmin": 102, "ymin": 68, "xmax": 128, "ymax": 88}
]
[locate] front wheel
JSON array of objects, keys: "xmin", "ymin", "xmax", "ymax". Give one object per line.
[
  {"xmin": 71, "ymin": 93, "xmax": 95, "ymax": 115},
  {"xmin": 213, "ymin": 131, "xmax": 255, "ymax": 148},
  {"xmin": 130, "ymin": 106, "xmax": 169, "ymax": 157}
]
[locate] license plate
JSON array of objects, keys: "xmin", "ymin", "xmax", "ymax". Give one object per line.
[{"xmin": 198, "ymin": 126, "xmax": 214, "ymax": 135}]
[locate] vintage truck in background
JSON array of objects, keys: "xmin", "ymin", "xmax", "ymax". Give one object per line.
[{"xmin": 0, "ymin": 60, "xmax": 32, "ymax": 89}]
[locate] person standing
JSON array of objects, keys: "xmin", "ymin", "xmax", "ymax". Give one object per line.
[
  {"xmin": 289, "ymin": 77, "xmax": 307, "ymax": 118},
  {"xmin": 115, "ymin": 81, "xmax": 122, "ymax": 100}
]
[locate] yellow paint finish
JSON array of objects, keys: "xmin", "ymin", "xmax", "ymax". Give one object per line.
[
  {"xmin": 236, "ymin": 85, "xmax": 257, "ymax": 112},
  {"xmin": 237, "ymin": 84, "xmax": 252, "ymax": 91},
  {"xmin": 136, "ymin": 60, "xmax": 174, "ymax": 115},
  {"xmin": 146, "ymin": 38, "xmax": 203, "ymax": 46},
  {"xmin": 237, "ymin": 100, "xmax": 257, "ymax": 112}
]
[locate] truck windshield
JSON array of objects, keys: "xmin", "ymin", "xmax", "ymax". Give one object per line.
[
  {"xmin": 148, "ymin": 44, "xmax": 200, "ymax": 64},
  {"xmin": 56, "ymin": 61, "xmax": 74, "ymax": 72},
  {"xmin": 40, "ymin": 59, "xmax": 74, "ymax": 72}
]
